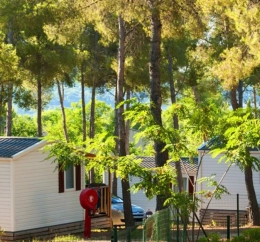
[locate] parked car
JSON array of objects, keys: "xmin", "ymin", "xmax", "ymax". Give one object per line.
[{"xmin": 111, "ymin": 195, "xmax": 146, "ymax": 225}]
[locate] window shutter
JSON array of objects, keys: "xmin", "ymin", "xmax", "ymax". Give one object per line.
[
  {"xmin": 75, "ymin": 164, "xmax": 81, "ymax": 191},
  {"xmin": 58, "ymin": 164, "xmax": 64, "ymax": 193},
  {"xmin": 188, "ymin": 176, "xmax": 194, "ymax": 194}
]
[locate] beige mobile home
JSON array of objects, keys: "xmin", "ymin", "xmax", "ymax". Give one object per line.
[
  {"xmin": 104, "ymin": 156, "xmax": 198, "ymax": 214},
  {"xmin": 197, "ymin": 143, "xmax": 260, "ymax": 225},
  {"xmin": 0, "ymin": 137, "xmax": 85, "ymax": 241}
]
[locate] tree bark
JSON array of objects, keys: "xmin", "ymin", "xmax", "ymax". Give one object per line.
[
  {"xmin": 57, "ymin": 80, "xmax": 69, "ymax": 142},
  {"xmin": 6, "ymin": 23, "xmax": 13, "ymax": 136},
  {"xmin": 125, "ymin": 88, "xmax": 130, "ymax": 155},
  {"xmin": 245, "ymin": 165, "xmax": 260, "ymax": 225},
  {"xmin": 112, "ymin": 87, "xmax": 118, "ymax": 196},
  {"xmin": 6, "ymin": 82, "xmax": 13, "ymax": 136},
  {"xmin": 230, "ymin": 87, "xmax": 239, "ymax": 110},
  {"xmin": 238, "ymin": 80, "xmax": 243, "ymax": 107},
  {"xmin": 80, "ymin": 64, "xmax": 89, "ymax": 185},
  {"xmin": 37, "ymin": 76, "xmax": 43, "ymax": 137},
  {"xmin": 148, "ymin": 0, "xmax": 169, "ymax": 211},
  {"xmin": 117, "ymin": 15, "xmax": 134, "ymax": 227},
  {"xmin": 230, "ymin": 84, "xmax": 260, "ymax": 225},
  {"xmin": 253, "ymin": 86, "xmax": 257, "ymax": 118},
  {"xmin": 89, "ymin": 32, "xmax": 99, "ymax": 184},
  {"xmin": 0, "ymin": 85, "xmax": 4, "ymax": 135},
  {"xmin": 168, "ymin": 54, "xmax": 183, "ymax": 193},
  {"xmin": 90, "ymin": 87, "xmax": 96, "ymax": 139},
  {"xmin": 81, "ymin": 64, "xmax": 87, "ymax": 144},
  {"xmin": 89, "ymin": 84, "xmax": 96, "ymax": 183}
]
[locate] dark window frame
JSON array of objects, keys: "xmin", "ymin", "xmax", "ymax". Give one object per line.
[{"xmin": 59, "ymin": 164, "xmax": 81, "ymax": 193}]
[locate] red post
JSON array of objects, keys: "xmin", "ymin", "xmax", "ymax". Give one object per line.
[
  {"xmin": 84, "ymin": 210, "xmax": 91, "ymax": 238},
  {"xmin": 79, "ymin": 188, "xmax": 98, "ymax": 238}
]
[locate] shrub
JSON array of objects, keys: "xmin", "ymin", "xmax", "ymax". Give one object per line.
[
  {"xmin": 199, "ymin": 228, "xmax": 260, "ymax": 242},
  {"xmin": 198, "ymin": 233, "xmax": 223, "ymax": 242},
  {"xmin": 232, "ymin": 228, "xmax": 260, "ymax": 242},
  {"xmin": 231, "ymin": 235, "xmax": 247, "ymax": 242}
]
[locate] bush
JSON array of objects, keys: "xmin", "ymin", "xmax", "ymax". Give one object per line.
[
  {"xmin": 231, "ymin": 228, "xmax": 260, "ymax": 242},
  {"xmin": 199, "ymin": 228, "xmax": 260, "ymax": 242},
  {"xmin": 198, "ymin": 233, "xmax": 223, "ymax": 242}
]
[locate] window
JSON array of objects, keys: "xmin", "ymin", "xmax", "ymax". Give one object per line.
[
  {"xmin": 58, "ymin": 164, "xmax": 81, "ymax": 193},
  {"xmin": 183, "ymin": 177, "xmax": 188, "ymax": 191},
  {"xmin": 65, "ymin": 164, "xmax": 74, "ymax": 189},
  {"xmin": 173, "ymin": 177, "xmax": 188, "ymax": 192},
  {"xmin": 172, "ymin": 176, "xmax": 194, "ymax": 194}
]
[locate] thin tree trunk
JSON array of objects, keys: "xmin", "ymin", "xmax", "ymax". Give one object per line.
[
  {"xmin": 6, "ymin": 21, "xmax": 13, "ymax": 136},
  {"xmin": 81, "ymin": 64, "xmax": 87, "ymax": 143},
  {"xmin": 90, "ymin": 87, "xmax": 96, "ymax": 139},
  {"xmin": 253, "ymin": 86, "xmax": 257, "ymax": 118},
  {"xmin": 230, "ymin": 84, "xmax": 260, "ymax": 225},
  {"xmin": 112, "ymin": 87, "xmax": 118, "ymax": 196},
  {"xmin": 168, "ymin": 54, "xmax": 183, "ymax": 193},
  {"xmin": 89, "ymin": 84, "xmax": 96, "ymax": 183},
  {"xmin": 192, "ymin": 86, "xmax": 201, "ymax": 104},
  {"xmin": 80, "ymin": 63, "xmax": 88, "ymax": 185},
  {"xmin": 125, "ymin": 88, "xmax": 130, "ymax": 155},
  {"xmin": 0, "ymin": 85, "xmax": 4, "ymax": 135},
  {"xmin": 148, "ymin": 0, "xmax": 169, "ymax": 211},
  {"xmin": 245, "ymin": 165, "xmax": 260, "ymax": 225},
  {"xmin": 6, "ymin": 82, "xmax": 13, "ymax": 136},
  {"xmin": 89, "ymin": 32, "xmax": 99, "ymax": 184},
  {"xmin": 238, "ymin": 80, "xmax": 243, "ymax": 107},
  {"xmin": 57, "ymin": 80, "xmax": 69, "ymax": 142},
  {"xmin": 230, "ymin": 87, "xmax": 239, "ymax": 110},
  {"xmin": 37, "ymin": 76, "xmax": 43, "ymax": 137},
  {"xmin": 117, "ymin": 15, "xmax": 134, "ymax": 227}
]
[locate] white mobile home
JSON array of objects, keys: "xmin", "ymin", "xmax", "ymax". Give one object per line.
[
  {"xmin": 197, "ymin": 143, "xmax": 260, "ymax": 225},
  {"xmin": 0, "ymin": 137, "xmax": 85, "ymax": 241},
  {"xmin": 105, "ymin": 156, "xmax": 198, "ymax": 214}
]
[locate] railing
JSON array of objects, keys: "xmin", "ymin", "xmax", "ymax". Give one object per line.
[
  {"xmin": 86, "ymin": 183, "xmax": 112, "ymax": 229},
  {"xmin": 96, "ymin": 185, "xmax": 111, "ymax": 217}
]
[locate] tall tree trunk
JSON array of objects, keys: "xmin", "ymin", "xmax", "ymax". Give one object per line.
[
  {"xmin": 117, "ymin": 15, "xmax": 134, "ymax": 227},
  {"xmin": 168, "ymin": 54, "xmax": 183, "ymax": 193},
  {"xmin": 37, "ymin": 76, "xmax": 43, "ymax": 137},
  {"xmin": 148, "ymin": 0, "xmax": 169, "ymax": 211},
  {"xmin": 90, "ymin": 87, "xmax": 96, "ymax": 139},
  {"xmin": 0, "ymin": 85, "xmax": 4, "ymax": 135},
  {"xmin": 230, "ymin": 84, "xmax": 260, "ymax": 225},
  {"xmin": 125, "ymin": 88, "xmax": 130, "ymax": 155},
  {"xmin": 6, "ymin": 82, "xmax": 13, "ymax": 136},
  {"xmin": 57, "ymin": 80, "xmax": 69, "ymax": 142},
  {"xmin": 80, "ymin": 63, "xmax": 88, "ymax": 186},
  {"xmin": 253, "ymin": 86, "xmax": 257, "ymax": 118},
  {"xmin": 230, "ymin": 87, "xmax": 240, "ymax": 110},
  {"xmin": 89, "ymin": 84, "xmax": 96, "ymax": 183},
  {"xmin": 81, "ymin": 66, "xmax": 87, "ymax": 144},
  {"xmin": 238, "ymin": 80, "xmax": 243, "ymax": 107},
  {"xmin": 192, "ymin": 86, "xmax": 201, "ymax": 104},
  {"xmin": 112, "ymin": 87, "xmax": 118, "ymax": 196},
  {"xmin": 89, "ymin": 32, "xmax": 99, "ymax": 184},
  {"xmin": 6, "ymin": 22, "xmax": 13, "ymax": 136},
  {"xmin": 245, "ymin": 165, "xmax": 260, "ymax": 225}
]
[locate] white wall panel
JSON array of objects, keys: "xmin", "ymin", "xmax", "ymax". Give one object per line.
[
  {"xmin": 13, "ymin": 148, "xmax": 84, "ymax": 231},
  {"xmin": 0, "ymin": 161, "xmax": 12, "ymax": 231}
]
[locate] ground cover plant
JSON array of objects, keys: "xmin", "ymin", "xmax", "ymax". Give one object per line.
[{"xmin": 198, "ymin": 228, "xmax": 260, "ymax": 242}]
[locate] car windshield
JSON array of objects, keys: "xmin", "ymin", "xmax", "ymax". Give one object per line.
[{"xmin": 112, "ymin": 195, "xmax": 124, "ymax": 204}]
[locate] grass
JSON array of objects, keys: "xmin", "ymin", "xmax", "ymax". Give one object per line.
[
  {"xmin": 28, "ymin": 229, "xmax": 112, "ymax": 242},
  {"xmin": 31, "ymin": 235, "xmax": 84, "ymax": 242}
]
